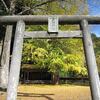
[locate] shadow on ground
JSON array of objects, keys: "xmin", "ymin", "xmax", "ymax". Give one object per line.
[{"xmin": 18, "ymin": 92, "xmax": 54, "ymax": 100}]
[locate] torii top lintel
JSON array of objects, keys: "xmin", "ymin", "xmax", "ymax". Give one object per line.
[{"xmin": 0, "ymin": 15, "xmax": 100, "ymax": 25}]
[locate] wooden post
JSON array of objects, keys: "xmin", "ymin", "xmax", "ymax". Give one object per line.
[
  {"xmin": 0, "ymin": 0, "xmax": 16, "ymax": 89},
  {"xmin": 6, "ymin": 20, "xmax": 25, "ymax": 100},
  {"xmin": 0, "ymin": 25, "xmax": 13, "ymax": 89},
  {"xmin": 81, "ymin": 19, "xmax": 100, "ymax": 100}
]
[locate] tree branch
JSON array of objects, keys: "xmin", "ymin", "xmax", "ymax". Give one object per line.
[
  {"xmin": 9, "ymin": 0, "xmax": 16, "ymax": 14},
  {"xmin": 0, "ymin": 0, "xmax": 9, "ymax": 12},
  {"xmin": 17, "ymin": 0, "xmax": 57, "ymax": 15}
]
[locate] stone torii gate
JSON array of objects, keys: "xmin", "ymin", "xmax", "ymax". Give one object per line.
[{"xmin": 0, "ymin": 15, "xmax": 100, "ymax": 100}]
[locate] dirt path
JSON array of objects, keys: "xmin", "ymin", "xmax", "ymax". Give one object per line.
[{"xmin": 0, "ymin": 84, "xmax": 91, "ymax": 100}]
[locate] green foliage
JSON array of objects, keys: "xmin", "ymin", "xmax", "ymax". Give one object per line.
[
  {"xmin": 47, "ymin": 47, "xmax": 65, "ymax": 74},
  {"xmin": 16, "ymin": 0, "xmax": 40, "ymax": 14},
  {"xmin": 22, "ymin": 38, "xmax": 87, "ymax": 78},
  {"xmin": 92, "ymin": 34, "xmax": 100, "ymax": 72},
  {"xmin": 32, "ymin": 48, "xmax": 48, "ymax": 68},
  {"xmin": 48, "ymin": 58, "xmax": 65, "ymax": 73},
  {"xmin": 63, "ymin": 54, "xmax": 87, "ymax": 77},
  {"xmin": 22, "ymin": 39, "xmax": 36, "ymax": 63}
]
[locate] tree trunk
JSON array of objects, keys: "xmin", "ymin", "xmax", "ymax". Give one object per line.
[
  {"xmin": 52, "ymin": 72, "xmax": 59, "ymax": 85},
  {"xmin": 0, "ymin": 25, "xmax": 13, "ymax": 89}
]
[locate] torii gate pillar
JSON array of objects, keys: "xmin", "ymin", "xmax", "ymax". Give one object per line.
[{"xmin": 81, "ymin": 19, "xmax": 100, "ymax": 100}]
